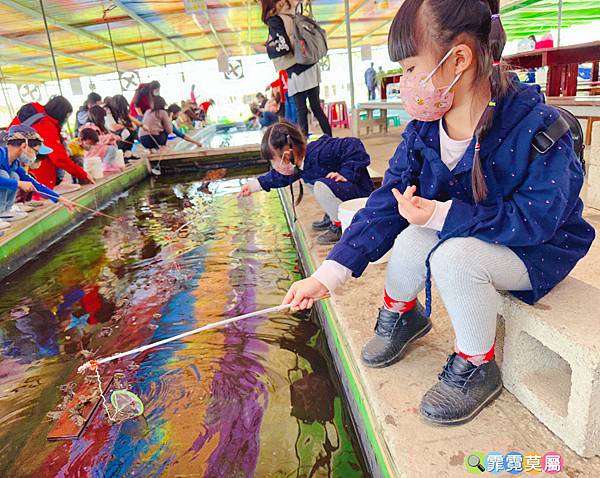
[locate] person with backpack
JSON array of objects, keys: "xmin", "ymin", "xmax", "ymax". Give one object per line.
[
  {"xmin": 9, "ymin": 96, "xmax": 95, "ymax": 190},
  {"xmin": 261, "ymin": 0, "xmax": 332, "ymax": 138},
  {"xmin": 0, "ymin": 125, "xmax": 75, "ymax": 231},
  {"xmin": 281, "ymin": 0, "xmax": 594, "ymax": 425}
]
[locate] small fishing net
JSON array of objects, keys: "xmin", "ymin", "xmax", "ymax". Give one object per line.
[
  {"xmin": 110, "ymin": 390, "xmax": 144, "ymax": 419},
  {"xmin": 91, "ymin": 364, "xmax": 144, "ymax": 423}
]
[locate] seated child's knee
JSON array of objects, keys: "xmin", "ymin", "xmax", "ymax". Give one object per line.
[
  {"xmin": 430, "ymin": 238, "xmax": 479, "ymax": 279},
  {"xmin": 313, "ymin": 180, "xmax": 332, "ymax": 197}
]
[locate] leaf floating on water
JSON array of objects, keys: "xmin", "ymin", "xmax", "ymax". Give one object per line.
[
  {"xmin": 113, "ymin": 373, "xmax": 128, "ymax": 390},
  {"xmin": 46, "ymin": 411, "xmax": 63, "ymax": 421},
  {"xmin": 153, "ymin": 313, "xmax": 161, "ymax": 320},
  {"xmin": 100, "ymin": 326, "xmax": 113, "ymax": 337},
  {"xmin": 70, "ymin": 414, "xmax": 86, "ymax": 427},
  {"xmin": 126, "ymin": 363, "xmax": 140, "ymax": 372},
  {"xmin": 59, "ymin": 382, "xmax": 77, "ymax": 395},
  {"xmin": 79, "ymin": 349, "xmax": 95, "ymax": 359}
]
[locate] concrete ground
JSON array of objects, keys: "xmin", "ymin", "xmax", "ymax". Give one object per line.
[{"xmin": 287, "ymin": 126, "xmax": 600, "ymax": 477}]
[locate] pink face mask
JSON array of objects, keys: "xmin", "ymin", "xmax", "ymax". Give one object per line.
[
  {"xmin": 272, "ymin": 155, "xmax": 296, "ymax": 176},
  {"xmin": 399, "ymin": 48, "xmax": 462, "ymax": 122}
]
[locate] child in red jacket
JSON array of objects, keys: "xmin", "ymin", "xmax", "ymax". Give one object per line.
[{"xmin": 9, "ymin": 97, "xmax": 94, "ymax": 189}]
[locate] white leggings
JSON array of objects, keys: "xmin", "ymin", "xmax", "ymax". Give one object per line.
[
  {"xmin": 385, "ymin": 226, "xmax": 532, "ymax": 356},
  {"xmin": 306, "ymin": 182, "xmax": 343, "ymax": 222}
]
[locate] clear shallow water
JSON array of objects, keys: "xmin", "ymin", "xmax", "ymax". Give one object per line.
[
  {"xmin": 174, "ymin": 123, "xmax": 263, "ymax": 152},
  {"xmin": 0, "ymin": 175, "xmax": 366, "ymax": 477}
]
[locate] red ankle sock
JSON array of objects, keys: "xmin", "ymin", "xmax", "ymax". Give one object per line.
[
  {"xmin": 457, "ymin": 343, "xmax": 495, "ymax": 366},
  {"xmin": 333, "ymin": 220, "xmax": 341, "ymax": 227},
  {"xmin": 383, "ymin": 290, "xmax": 416, "ymax": 313}
]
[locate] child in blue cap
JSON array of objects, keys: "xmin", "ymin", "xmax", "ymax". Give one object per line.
[{"xmin": 0, "ymin": 125, "xmax": 75, "ymax": 231}]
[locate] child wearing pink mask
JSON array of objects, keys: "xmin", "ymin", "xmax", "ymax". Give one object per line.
[
  {"xmin": 281, "ymin": 0, "xmax": 593, "ymax": 425},
  {"xmin": 239, "ymin": 120, "xmax": 374, "ymax": 244}
]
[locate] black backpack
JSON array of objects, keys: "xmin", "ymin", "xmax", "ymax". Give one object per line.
[{"xmin": 532, "ymin": 106, "xmax": 585, "ymax": 173}]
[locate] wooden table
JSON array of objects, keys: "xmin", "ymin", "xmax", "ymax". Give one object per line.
[
  {"xmin": 547, "ymin": 97, "xmax": 600, "ymax": 145},
  {"xmin": 504, "ymin": 41, "xmax": 600, "ymax": 97},
  {"xmin": 355, "ymin": 100, "xmax": 404, "ymax": 137}
]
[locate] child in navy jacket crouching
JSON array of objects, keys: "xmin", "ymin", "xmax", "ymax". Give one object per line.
[{"xmin": 240, "ymin": 120, "xmax": 374, "ymax": 244}]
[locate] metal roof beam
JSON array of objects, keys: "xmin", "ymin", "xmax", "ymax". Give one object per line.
[
  {"xmin": 2, "ymin": 0, "xmax": 161, "ymax": 67},
  {"xmin": 191, "ymin": 12, "xmax": 228, "ymax": 57},
  {"xmin": 2, "ymin": 57, "xmax": 92, "ymax": 77},
  {"xmin": 354, "ymin": 18, "xmax": 393, "ymax": 44},
  {"xmin": 113, "ymin": 0, "xmax": 195, "ymax": 62},
  {"xmin": 1, "ymin": 72, "xmax": 53, "ymax": 83},
  {"xmin": 0, "ymin": 35, "xmax": 112, "ymax": 70},
  {"xmin": 327, "ymin": 0, "xmax": 371, "ymax": 38}
]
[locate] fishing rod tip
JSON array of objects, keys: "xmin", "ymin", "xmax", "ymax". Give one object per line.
[{"xmin": 77, "ymin": 360, "xmax": 98, "ymax": 374}]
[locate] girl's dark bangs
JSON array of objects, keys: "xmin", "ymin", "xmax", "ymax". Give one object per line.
[{"xmin": 388, "ymin": 0, "xmax": 421, "ymax": 62}]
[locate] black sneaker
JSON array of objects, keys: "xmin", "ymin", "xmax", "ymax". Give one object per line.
[
  {"xmin": 420, "ymin": 353, "xmax": 503, "ymax": 425},
  {"xmin": 312, "ymin": 214, "xmax": 332, "ymax": 231},
  {"xmin": 361, "ymin": 303, "xmax": 432, "ymax": 368},
  {"xmin": 316, "ymin": 224, "xmax": 342, "ymax": 245}
]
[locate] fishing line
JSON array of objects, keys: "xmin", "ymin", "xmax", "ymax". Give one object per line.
[
  {"xmin": 146, "ymin": 133, "xmax": 165, "ymax": 175},
  {"xmin": 36, "ymin": 190, "xmax": 121, "ymax": 221}
]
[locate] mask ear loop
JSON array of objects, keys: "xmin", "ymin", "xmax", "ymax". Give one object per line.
[
  {"xmin": 441, "ymin": 71, "xmax": 463, "ymax": 96},
  {"xmin": 422, "ymin": 46, "xmax": 457, "ymax": 85}
]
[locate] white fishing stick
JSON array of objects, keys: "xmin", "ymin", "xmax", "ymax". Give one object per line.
[{"xmin": 78, "ymin": 303, "xmax": 295, "ymax": 373}]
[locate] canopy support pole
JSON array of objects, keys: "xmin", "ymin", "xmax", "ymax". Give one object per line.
[
  {"xmin": 103, "ymin": 5, "xmax": 124, "ymax": 94},
  {"xmin": 557, "ymin": 0, "xmax": 563, "ymax": 47},
  {"xmin": 39, "ymin": 0, "xmax": 62, "ymax": 96},
  {"xmin": 137, "ymin": 25, "xmax": 149, "ymax": 69},
  {"xmin": 344, "ymin": 0, "xmax": 355, "ymax": 112},
  {"xmin": 0, "ymin": 66, "xmax": 15, "ymax": 118}
]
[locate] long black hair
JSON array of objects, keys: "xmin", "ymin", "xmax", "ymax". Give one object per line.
[
  {"xmin": 44, "ymin": 96, "xmax": 73, "ymax": 127},
  {"xmin": 87, "ymin": 105, "xmax": 108, "ymax": 133},
  {"xmin": 261, "ymin": 119, "xmax": 307, "ymax": 205},
  {"xmin": 133, "ymin": 80, "xmax": 160, "ymax": 108},
  {"xmin": 151, "ymin": 96, "xmax": 167, "ymax": 119},
  {"xmin": 107, "ymin": 95, "xmax": 133, "ymax": 129},
  {"xmin": 259, "ymin": 0, "xmax": 292, "ymax": 23},
  {"xmin": 388, "ymin": 0, "xmax": 509, "ymax": 202}
]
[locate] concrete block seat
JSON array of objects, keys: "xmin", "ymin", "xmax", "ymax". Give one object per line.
[{"xmin": 499, "ymin": 277, "xmax": 600, "ymax": 457}]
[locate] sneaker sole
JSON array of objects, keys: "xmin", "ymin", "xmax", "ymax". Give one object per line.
[
  {"xmin": 312, "ymin": 224, "xmax": 331, "ymax": 231},
  {"xmin": 362, "ymin": 321, "xmax": 433, "ymax": 369},
  {"xmin": 420, "ymin": 382, "xmax": 504, "ymax": 426},
  {"xmin": 317, "ymin": 238, "xmax": 340, "ymax": 245}
]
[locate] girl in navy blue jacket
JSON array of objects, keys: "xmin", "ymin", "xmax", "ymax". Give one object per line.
[
  {"xmin": 240, "ymin": 120, "xmax": 374, "ymax": 244},
  {"xmin": 283, "ymin": 0, "xmax": 595, "ymax": 425}
]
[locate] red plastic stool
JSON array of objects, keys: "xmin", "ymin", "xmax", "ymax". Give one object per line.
[{"xmin": 327, "ymin": 101, "xmax": 350, "ymax": 129}]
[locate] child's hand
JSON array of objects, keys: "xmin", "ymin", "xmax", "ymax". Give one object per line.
[
  {"xmin": 85, "ymin": 172, "xmax": 96, "ymax": 184},
  {"xmin": 58, "ymin": 197, "xmax": 76, "ymax": 213},
  {"xmin": 17, "ymin": 181, "xmax": 37, "ymax": 193},
  {"xmin": 326, "ymin": 172, "xmax": 347, "ymax": 182},
  {"xmin": 238, "ymin": 184, "xmax": 253, "ymax": 197},
  {"xmin": 392, "ymin": 186, "xmax": 435, "ymax": 225},
  {"xmin": 283, "ymin": 277, "xmax": 330, "ymax": 311}
]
